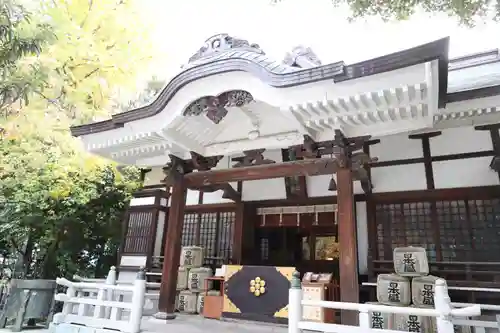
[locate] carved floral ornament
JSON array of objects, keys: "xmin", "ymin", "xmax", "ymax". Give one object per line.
[{"xmin": 182, "ymin": 90, "xmax": 254, "ymax": 124}]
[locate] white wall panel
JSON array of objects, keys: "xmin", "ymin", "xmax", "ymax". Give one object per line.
[
  {"xmin": 433, "ymin": 157, "xmax": 499, "ymax": 189},
  {"xmin": 430, "ymin": 126, "xmax": 492, "ymax": 155},
  {"xmin": 372, "ymin": 164, "xmax": 427, "ymax": 192},
  {"xmin": 242, "ymin": 149, "xmax": 287, "ymax": 201},
  {"xmin": 371, "ymin": 133, "xmax": 423, "ymax": 162},
  {"xmin": 307, "ymin": 174, "xmax": 364, "ymax": 197},
  {"xmin": 143, "ymin": 167, "xmax": 164, "ymax": 186}
]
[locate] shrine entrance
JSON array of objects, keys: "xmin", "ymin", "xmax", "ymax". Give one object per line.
[
  {"xmin": 252, "ymin": 205, "xmax": 340, "ymax": 277},
  {"xmin": 156, "ymin": 130, "xmax": 370, "ymax": 325}
]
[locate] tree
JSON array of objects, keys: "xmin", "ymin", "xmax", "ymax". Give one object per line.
[
  {"xmin": 270, "ymin": 0, "xmax": 500, "ymax": 26},
  {"xmin": 0, "ymin": 0, "xmax": 155, "ymax": 279},
  {"xmin": 0, "ymin": 116, "xmax": 142, "ymax": 279},
  {"xmin": 28, "ymin": 0, "xmax": 154, "ymax": 124},
  {"xmin": 112, "ymin": 76, "xmax": 165, "ymax": 112},
  {"xmin": 0, "ymin": 0, "xmax": 53, "ymax": 115}
]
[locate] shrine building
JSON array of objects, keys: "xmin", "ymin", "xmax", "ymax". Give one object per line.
[{"xmin": 71, "ymin": 34, "xmax": 500, "ymax": 324}]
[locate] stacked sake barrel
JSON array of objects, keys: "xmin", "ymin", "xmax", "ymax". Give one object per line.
[
  {"xmin": 369, "ymin": 246, "xmax": 468, "ymax": 333},
  {"xmin": 175, "ymin": 246, "xmax": 215, "ymax": 315}
]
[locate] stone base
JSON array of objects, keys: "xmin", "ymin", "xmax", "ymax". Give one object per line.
[
  {"xmin": 153, "ymin": 311, "xmax": 177, "ymax": 320},
  {"xmin": 50, "ymin": 323, "xmax": 123, "ymax": 333}
]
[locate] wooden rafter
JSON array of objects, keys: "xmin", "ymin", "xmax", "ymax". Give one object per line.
[
  {"xmin": 231, "ymin": 149, "xmax": 275, "ymax": 167},
  {"xmin": 162, "ymin": 152, "xmax": 242, "ymax": 201},
  {"xmin": 296, "ymin": 132, "xmax": 377, "ymax": 194}
]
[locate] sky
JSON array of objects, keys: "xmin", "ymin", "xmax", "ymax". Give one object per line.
[{"xmin": 141, "ymin": 0, "xmax": 500, "ymax": 79}]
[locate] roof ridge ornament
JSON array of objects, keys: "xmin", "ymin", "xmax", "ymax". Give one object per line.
[
  {"xmin": 188, "ymin": 33, "xmax": 264, "ymax": 63},
  {"xmin": 283, "ymin": 45, "xmax": 322, "ymax": 68}
]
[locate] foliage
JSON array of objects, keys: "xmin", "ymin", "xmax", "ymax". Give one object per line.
[
  {"xmin": 112, "ymin": 76, "xmax": 165, "ymax": 113},
  {"xmin": 28, "ymin": 0, "xmax": 154, "ymax": 124},
  {"xmin": 0, "ymin": 116, "xmax": 142, "ymax": 279},
  {"xmin": 270, "ymin": 0, "xmax": 500, "ymax": 26},
  {"xmin": 0, "ymin": 0, "xmax": 155, "ymax": 280},
  {"xmin": 0, "ymin": 0, "xmax": 53, "ymax": 115}
]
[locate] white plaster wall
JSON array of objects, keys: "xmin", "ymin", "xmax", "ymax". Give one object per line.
[
  {"xmin": 431, "ymin": 127, "xmax": 499, "ymax": 188},
  {"xmin": 356, "ymin": 201, "xmax": 368, "ymax": 275},
  {"xmin": 241, "ymin": 149, "xmax": 287, "ymax": 201},
  {"xmin": 185, "ymin": 190, "xmax": 200, "ymax": 205},
  {"xmin": 143, "ymin": 167, "xmax": 164, "ymax": 187},
  {"xmin": 372, "ymin": 164, "xmax": 427, "ymax": 192},
  {"xmin": 371, "ymin": 133, "xmax": 423, "ymax": 161},
  {"xmin": 370, "ymin": 133, "xmax": 427, "ymax": 193},
  {"xmin": 201, "ymin": 156, "xmax": 235, "ymax": 204},
  {"xmin": 430, "ymin": 126, "xmax": 492, "ymax": 155},
  {"xmin": 307, "ymin": 174, "xmax": 364, "ymax": 197},
  {"xmin": 130, "ymin": 196, "xmax": 155, "ymax": 206}
]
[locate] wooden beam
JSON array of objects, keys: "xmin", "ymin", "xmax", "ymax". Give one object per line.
[
  {"xmin": 157, "ymin": 178, "xmax": 187, "ymax": 319},
  {"xmin": 184, "ymin": 158, "xmax": 339, "ymax": 186},
  {"xmin": 337, "ymin": 166, "xmax": 359, "ymax": 325},
  {"xmin": 187, "ymin": 183, "xmax": 241, "ymax": 202}
]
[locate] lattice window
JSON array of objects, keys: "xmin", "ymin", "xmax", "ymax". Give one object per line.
[
  {"xmin": 199, "ymin": 213, "xmax": 218, "ymax": 258},
  {"xmin": 179, "ymin": 211, "xmax": 235, "ymax": 266},
  {"xmin": 437, "ymin": 200, "xmax": 469, "ymax": 261},
  {"xmin": 123, "ymin": 211, "xmax": 154, "ymax": 254},
  {"xmin": 260, "ymin": 238, "xmax": 269, "ymax": 261},
  {"xmin": 468, "ymin": 199, "xmax": 500, "ymax": 262},
  {"xmin": 181, "ymin": 213, "xmax": 198, "ymax": 247},
  {"xmin": 218, "ymin": 211, "xmax": 235, "ymax": 261},
  {"xmin": 375, "ymin": 202, "xmax": 436, "ymax": 261},
  {"xmin": 375, "ymin": 198, "xmax": 500, "ymax": 263}
]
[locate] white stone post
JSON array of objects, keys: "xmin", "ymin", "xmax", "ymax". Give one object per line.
[
  {"xmin": 102, "ymin": 266, "xmax": 117, "ymax": 318},
  {"xmin": 434, "ymin": 279, "xmax": 455, "ymax": 333},
  {"xmin": 61, "ymin": 284, "xmax": 76, "ymax": 317},
  {"xmin": 129, "ymin": 267, "xmax": 146, "ymax": 333},
  {"xmin": 288, "ymin": 271, "xmax": 302, "ymax": 333},
  {"xmin": 358, "ymin": 305, "xmax": 370, "ymax": 329}
]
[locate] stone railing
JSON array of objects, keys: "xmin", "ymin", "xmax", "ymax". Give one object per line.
[
  {"xmin": 50, "ymin": 268, "xmax": 146, "ymax": 333},
  {"xmin": 287, "ymin": 272, "xmax": 481, "ymax": 333}
]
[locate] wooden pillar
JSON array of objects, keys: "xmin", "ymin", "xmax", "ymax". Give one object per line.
[
  {"xmin": 232, "ymin": 202, "xmax": 245, "ymax": 264},
  {"xmin": 156, "ymin": 179, "xmax": 187, "ymax": 319},
  {"xmin": 337, "ymin": 167, "xmax": 359, "ymax": 325}
]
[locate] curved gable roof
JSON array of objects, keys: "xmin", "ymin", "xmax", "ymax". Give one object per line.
[{"xmin": 71, "ymin": 34, "xmax": 449, "ymax": 137}]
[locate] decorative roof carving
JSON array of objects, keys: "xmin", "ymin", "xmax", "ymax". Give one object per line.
[
  {"xmin": 183, "ymin": 90, "xmax": 254, "ymax": 124},
  {"xmin": 188, "ymin": 34, "xmax": 264, "ymax": 64},
  {"xmin": 283, "ymin": 46, "xmax": 322, "ymax": 68}
]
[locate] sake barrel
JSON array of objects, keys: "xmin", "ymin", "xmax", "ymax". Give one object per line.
[
  {"xmin": 393, "ymin": 247, "xmax": 429, "ymax": 277},
  {"xmin": 177, "ymin": 266, "xmax": 189, "ymax": 290},
  {"xmin": 377, "ymin": 274, "xmax": 411, "ymax": 306},
  {"xmin": 197, "ymin": 293, "xmax": 205, "ymax": 314},
  {"xmin": 411, "ymin": 275, "xmax": 442, "ymax": 308},
  {"xmin": 180, "ymin": 246, "xmax": 203, "ymax": 268},
  {"xmin": 188, "ymin": 267, "xmax": 213, "ymax": 292},
  {"xmin": 197, "ymin": 290, "xmax": 219, "ymax": 315},
  {"xmin": 392, "ymin": 311, "xmax": 430, "ymax": 333},
  {"xmin": 177, "ymin": 290, "xmax": 198, "ymax": 314},
  {"xmin": 365, "ymin": 302, "xmax": 392, "ymax": 330}
]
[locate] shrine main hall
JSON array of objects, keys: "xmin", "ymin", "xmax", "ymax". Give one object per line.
[{"xmin": 71, "ymin": 34, "xmax": 500, "ymax": 323}]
